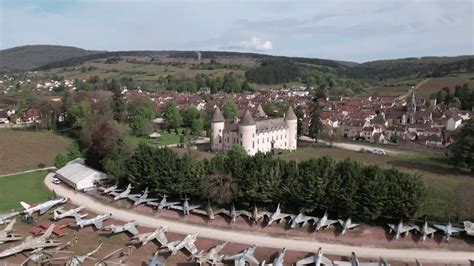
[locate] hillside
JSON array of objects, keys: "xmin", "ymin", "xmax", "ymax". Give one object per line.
[{"xmin": 0, "ymin": 45, "xmax": 100, "ymax": 73}]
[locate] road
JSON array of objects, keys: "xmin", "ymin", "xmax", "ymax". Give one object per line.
[
  {"xmin": 0, "ymin": 167, "xmax": 56, "ymax": 178},
  {"xmin": 299, "ymin": 136, "xmax": 401, "ymax": 156},
  {"xmin": 44, "ymin": 174, "xmax": 473, "ymax": 264}
]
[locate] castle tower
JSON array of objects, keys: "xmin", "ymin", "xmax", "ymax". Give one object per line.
[
  {"xmin": 284, "ymin": 106, "xmax": 298, "ymax": 151},
  {"xmin": 239, "ymin": 110, "xmax": 257, "ymax": 155},
  {"xmin": 211, "ymin": 107, "xmax": 225, "ymax": 152},
  {"xmin": 254, "ymin": 104, "xmax": 267, "ymax": 119}
]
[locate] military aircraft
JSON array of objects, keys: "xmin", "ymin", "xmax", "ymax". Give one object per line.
[
  {"xmin": 192, "ymin": 201, "xmax": 224, "ymax": 222},
  {"xmin": 315, "ymin": 210, "xmax": 337, "ymax": 231},
  {"xmin": 264, "ymin": 203, "xmax": 291, "ymax": 226},
  {"xmin": 262, "ymin": 248, "xmax": 285, "ymax": 266},
  {"xmin": 73, "ymin": 213, "xmax": 112, "ymax": 229},
  {"xmin": 95, "ymin": 246, "xmax": 134, "ymax": 266},
  {"xmin": 169, "ymin": 197, "xmax": 200, "ymax": 215},
  {"xmin": 414, "ymin": 219, "xmax": 437, "ymax": 242},
  {"xmin": 99, "ymin": 183, "xmax": 119, "ymax": 194},
  {"xmin": 223, "ymin": 245, "xmax": 259, "ymax": 266},
  {"xmin": 433, "ymin": 222, "xmax": 464, "ymax": 241},
  {"xmin": 66, "ymin": 243, "xmax": 103, "ymax": 266},
  {"xmin": 387, "ymin": 219, "xmax": 415, "ymax": 240},
  {"xmin": 295, "ymin": 247, "xmax": 332, "ymax": 266},
  {"xmin": 463, "ymin": 221, "xmax": 474, "ymax": 236},
  {"xmin": 131, "ymin": 226, "xmax": 168, "ymax": 246},
  {"xmin": 333, "ymin": 252, "xmax": 389, "ymax": 266},
  {"xmin": 250, "ymin": 206, "xmax": 266, "ymax": 224},
  {"xmin": 53, "ymin": 206, "xmax": 86, "ymax": 220},
  {"xmin": 21, "ymin": 196, "xmax": 68, "ymax": 216},
  {"xmin": 192, "ymin": 241, "xmax": 228, "ymax": 265},
  {"xmin": 220, "ymin": 204, "xmax": 251, "ymax": 223},
  {"xmin": 0, "ymin": 219, "xmax": 22, "ymax": 244},
  {"xmin": 110, "ymin": 184, "xmax": 134, "ymax": 201},
  {"xmin": 0, "ymin": 223, "xmax": 61, "ymax": 258},
  {"xmin": 128, "ymin": 187, "xmax": 159, "ymax": 207},
  {"xmin": 290, "ymin": 213, "xmax": 317, "ymax": 229},
  {"xmin": 104, "ymin": 221, "xmax": 139, "ymax": 236},
  {"xmin": 159, "ymin": 233, "xmax": 199, "ymax": 255},
  {"xmin": 146, "ymin": 194, "xmax": 180, "ymax": 211},
  {"xmin": 338, "ymin": 218, "xmax": 360, "ymax": 235},
  {"xmin": 0, "ymin": 211, "xmax": 19, "ymax": 225}
]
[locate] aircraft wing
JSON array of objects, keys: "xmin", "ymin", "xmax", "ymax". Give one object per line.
[
  {"xmin": 348, "ymin": 222, "xmax": 360, "ymax": 229},
  {"xmin": 126, "ymin": 226, "xmax": 139, "ymax": 236},
  {"xmin": 188, "ymin": 205, "xmax": 201, "ymax": 211},
  {"xmin": 400, "ymin": 225, "xmax": 415, "ymax": 233},
  {"xmin": 387, "ymin": 223, "xmax": 396, "ymax": 232},
  {"xmin": 94, "ymin": 220, "xmax": 104, "ymax": 229},
  {"xmin": 238, "ymin": 210, "xmax": 252, "ymax": 217},
  {"xmin": 322, "ymin": 219, "xmax": 338, "ymax": 227},
  {"xmin": 155, "ymin": 232, "xmax": 168, "ymax": 245},
  {"xmin": 224, "ymin": 252, "xmax": 245, "ymax": 261},
  {"xmin": 184, "ymin": 241, "xmax": 198, "ymax": 254},
  {"xmin": 451, "ymin": 226, "xmax": 464, "ymax": 233},
  {"xmin": 109, "ymin": 191, "xmax": 120, "ymax": 197},
  {"xmin": 321, "ymin": 255, "xmax": 333, "ymax": 265},
  {"xmin": 169, "ymin": 205, "xmax": 184, "ymax": 211},
  {"xmin": 245, "ymin": 253, "xmax": 259, "ymax": 265},
  {"xmin": 296, "ymin": 255, "xmax": 316, "ymax": 265},
  {"xmin": 146, "ymin": 201, "xmax": 159, "ymax": 207},
  {"xmin": 192, "ymin": 209, "xmax": 208, "ymax": 215},
  {"xmin": 39, "ymin": 206, "xmax": 51, "ymax": 215},
  {"xmin": 127, "ymin": 195, "xmax": 140, "ymax": 201}
]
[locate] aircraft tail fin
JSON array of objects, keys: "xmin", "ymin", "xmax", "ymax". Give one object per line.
[{"xmin": 20, "ymin": 201, "xmax": 31, "ymax": 210}]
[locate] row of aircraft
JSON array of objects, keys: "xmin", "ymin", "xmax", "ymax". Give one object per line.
[{"xmin": 99, "ymin": 184, "xmax": 471, "ymax": 242}]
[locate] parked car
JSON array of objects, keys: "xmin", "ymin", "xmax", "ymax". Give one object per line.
[
  {"xmin": 52, "ymin": 177, "xmax": 61, "ymax": 184},
  {"xmin": 371, "ymin": 148, "xmax": 386, "ymax": 155}
]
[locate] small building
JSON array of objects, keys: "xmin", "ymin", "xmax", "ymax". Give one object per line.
[
  {"xmin": 446, "ymin": 115, "xmax": 462, "ymax": 131},
  {"xmin": 55, "ymin": 159, "xmax": 107, "ymax": 190}
]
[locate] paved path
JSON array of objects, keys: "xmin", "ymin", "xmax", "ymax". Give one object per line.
[
  {"xmin": 44, "ymin": 174, "xmax": 473, "ymax": 264},
  {"xmin": 0, "ymin": 167, "xmax": 56, "ymax": 178}
]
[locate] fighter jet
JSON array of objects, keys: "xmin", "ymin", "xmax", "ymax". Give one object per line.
[
  {"xmin": 192, "ymin": 241, "xmax": 228, "ymax": 265},
  {"xmin": 0, "ymin": 219, "xmax": 22, "ymax": 244},
  {"xmin": 250, "ymin": 206, "xmax": 266, "ymax": 224},
  {"xmin": 192, "ymin": 201, "xmax": 225, "ymax": 222},
  {"xmin": 315, "ymin": 210, "xmax": 337, "ymax": 231},
  {"xmin": 220, "ymin": 204, "xmax": 251, "ymax": 223},
  {"xmin": 169, "ymin": 197, "xmax": 200, "ymax": 215},
  {"xmin": 110, "ymin": 184, "xmax": 134, "ymax": 201},
  {"xmin": 463, "ymin": 221, "xmax": 474, "ymax": 236},
  {"xmin": 262, "ymin": 248, "xmax": 285, "ymax": 266},
  {"xmin": 53, "ymin": 206, "xmax": 86, "ymax": 220},
  {"xmin": 131, "ymin": 226, "xmax": 168, "ymax": 246},
  {"xmin": 264, "ymin": 203, "xmax": 291, "ymax": 227},
  {"xmin": 0, "ymin": 223, "xmax": 61, "ymax": 258},
  {"xmin": 146, "ymin": 194, "xmax": 180, "ymax": 211},
  {"xmin": 95, "ymin": 246, "xmax": 134, "ymax": 266},
  {"xmin": 333, "ymin": 252, "xmax": 389, "ymax": 266},
  {"xmin": 433, "ymin": 222, "xmax": 464, "ymax": 241},
  {"xmin": 0, "ymin": 211, "xmax": 19, "ymax": 225},
  {"xmin": 295, "ymin": 247, "xmax": 333, "ymax": 266},
  {"xmin": 223, "ymin": 245, "xmax": 259, "ymax": 266},
  {"xmin": 338, "ymin": 218, "xmax": 360, "ymax": 236},
  {"xmin": 290, "ymin": 213, "xmax": 318, "ymax": 229},
  {"xmin": 21, "ymin": 196, "xmax": 68, "ymax": 216},
  {"xmin": 99, "ymin": 183, "xmax": 119, "ymax": 194},
  {"xmin": 73, "ymin": 213, "xmax": 112, "ymax": 229},
  {"xmin": 128, "ymin": 187, "xmax": 159, "ymax": 207},
  {"xmin": 159, "ymin": 233, "xmax": 199, "ymax": 255},
  {"xmin": 387, "ymin": 219, "xmax": 415, "ymax": 240},
  {"xmin": 66, "ymin": 243, "xmax": 103, "ymax": 266},
  {"xmin": 414, "ymin": 219, "xmax": 437, "ymax": 242},
  {"xmin": 103, "ymin": 221, "xmax": 139, "ymax": 236}
]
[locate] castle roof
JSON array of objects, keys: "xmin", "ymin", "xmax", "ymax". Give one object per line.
[
  {"xmin": 284, "ymin": 106, "xmax": 297, "ymax": 121},
  {"xmin": 254, "ymin": 104, "xmax": 267, "ymax": 118},
  {"xmin": 212, "ymin": 107, "xmax": 225, "ymax": 122},
  {"xmin": 240, "ymin": 110, "xmax": 256, "ymax": 126}
]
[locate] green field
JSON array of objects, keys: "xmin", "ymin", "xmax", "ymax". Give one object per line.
[{"xmin": 0, "ymin": 171, "xmax": 52, "ymax": 212}]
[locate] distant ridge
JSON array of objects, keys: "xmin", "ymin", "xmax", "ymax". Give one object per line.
[{"xmin": 0, "ymin": 45, "xmax": 101, "ymax": 72}]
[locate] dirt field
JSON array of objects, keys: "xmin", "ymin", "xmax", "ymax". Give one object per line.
[{"xmin": 0, "ymin": 129, "xmax": 69, "ymax": 175}]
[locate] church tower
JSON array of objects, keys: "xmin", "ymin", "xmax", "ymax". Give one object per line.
[{"xmin": 408, "ymin": 90, "xmax": 417, "ymax": 112}]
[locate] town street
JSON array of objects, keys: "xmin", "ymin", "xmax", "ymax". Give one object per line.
[{"xmin": 44, "ymin": 173, "xmax": 474, "ymax": 264}]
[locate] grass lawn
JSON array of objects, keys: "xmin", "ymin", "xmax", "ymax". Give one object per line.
[
  {"xmin": 0, "ymin": 129, "xmax": 69, "ymax": 175},
  {"xmin": 126, "ymin": 132, "xmax": 181, "ymax": 148},
  {"xmin": 279, "ymin": 145, "xmax": 474, "ymax": 221},
  {"xmin": 0, "ymin": 171, "xmax": 52, "ymax": 212}
]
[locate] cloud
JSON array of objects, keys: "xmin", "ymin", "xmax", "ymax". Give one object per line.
[{"xmin": 225, "ymin": 36, "xmax": 273, "ymax": 51}]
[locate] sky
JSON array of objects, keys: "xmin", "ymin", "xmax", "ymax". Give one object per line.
[{"xmin": 0, "ymin": 0, "xmax": 473, "ymax": 62}]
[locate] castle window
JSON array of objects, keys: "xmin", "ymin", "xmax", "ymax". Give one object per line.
[
  {"xmin": 219, "ymin": 129, "xmax": 222, "ymax": 133},
  {"xmin": 253, "ymin": 141, "xmax": 255, "ymax": 148},
  {"xmin": 219, "ymin": 136, "xmax": 222, "ymax": 143}
]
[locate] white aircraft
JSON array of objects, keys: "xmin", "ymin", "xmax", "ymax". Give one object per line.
[
  {"xmin": 264, "ymin": 203, "xmax": 291, "ymax": 227},
  {"xmin": 262, "ymin": 248, "xmax": 285, "ymax": 266},
  {"xmin": 290, "ymin": 212, "xmax": 318, "ymax": 229},
  {"xmin": 0, "ymin": 211, "xmax": 19, "ymax": 225},
  {"xmin": 110, "ymin": 184, "xmax": 134, "ymax": 201},
  {"xmin": 315, "ymin": 210, "xmax": 337, "ymax": 231},
  {"xmin": 128, "ymin": 187, "xmax": 159, "ymax": 207},
  {"xmin": 103, "ymin": 221, "xmax": 139, "ymax": 236},
  {"xmin": 220, "ymin": 204, "xmax": 251, "ymax": 223},
  {"xmin": 223, "ymin": 244, "xmax": 259, "ymax": 266},
  {"xmin": 192, "ymin": 241, "xmax": 228, "ymax": 265},
  {"xmin": 99, "ymin": 183, "xmax": 119, "ymax": 194},
  {"xmin": 0, "ymin": 223, "xmax": 61, "ymax": 258},
  {"xmin": 464, "ymin": 221, "xmax": 474, "ymax": 236},
  {"xmin": 66, "ymin": 243, "xmax": 103, "ymax": 266},
  {"xmin": 414, "ymin": 219, "xmax": 437, "ymax": 242},
  {"xmin": 338, "ymin": 218, "xmax": 360, "ymax": 235},
  {"xmin": 295, "ymin": 247, "xmax": 333, "ymax": 266},
  {"xmin": 160, "ymin": 233, "xmax": 199, "ymax": 255},
  {"xmin": 387, "ymin": 219, "xmax": 415, "ymax": 240},
  {"xmin": 433, "ymin": 222, "xmax": 464, "ymax": 241},
  {"xmin": 53, "ymin": 206, "xmax": 86, "ymax": 220},
  {"xmin": 333, "ymin": 252, "xmax": 389, "ymax": 266},
  {"xmin": 73, "ymin": 213, "xmax": 112, "ymax": 229},
  {"xmin": 169, "ymin": 197, "xmax": 200, "ymax": 215},
  {"xmin": 132, "ymin": 226, "xmax": 168, "ymax": 246},
  {"xmin": 0, "ymin": 219, "xmax": 22, "ymax": 244},
  {"xmin": 146, "ymin": 194, "xmax": 180, "ymax": 211},
  {"xmin": 21, "ymin": 196, "xmax": 68, "ymax": 216}
]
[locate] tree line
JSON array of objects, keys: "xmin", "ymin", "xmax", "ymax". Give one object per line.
[
  {"xmin": 433, "ymin": 83, "xmax": 474, "ymax": 110},
  {"xmin": 112, "ymin": 144, "xmax": 425, "ymax": 222}
]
